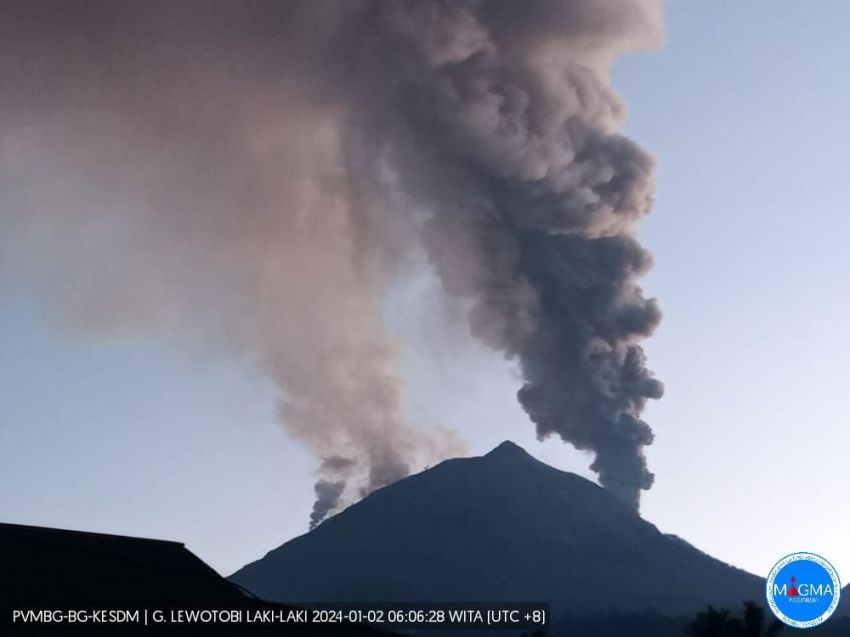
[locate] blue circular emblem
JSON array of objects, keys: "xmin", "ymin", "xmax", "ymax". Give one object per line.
[{"xmin": 766, "ymin": 552, "xmax": 841, "ymax": 628}]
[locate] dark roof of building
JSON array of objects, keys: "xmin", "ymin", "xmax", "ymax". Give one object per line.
[
  {"xmin": 0, "ymin": 522, "xmax": 245, "ymax": 606},
  {"xmin": 0, "ymin": 522, "xmax": 395, "ymax": 636}
]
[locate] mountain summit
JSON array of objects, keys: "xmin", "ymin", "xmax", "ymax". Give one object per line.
[
  {"xmin": 484, "ymin": 439, "xmax": 537, "ymax": 460},
  {"xmin": 231, "ymin": 442, "xmax": 762, "ymax": 617}
]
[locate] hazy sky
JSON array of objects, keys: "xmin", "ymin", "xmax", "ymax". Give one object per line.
[{"xmin": 2, "ymin": 0, "xmax": 850, "ymax": 582}]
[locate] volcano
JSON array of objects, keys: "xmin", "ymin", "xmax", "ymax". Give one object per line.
[{"xmin": 230, "ymin": 442, "xmax": 762, "ymax": 617}]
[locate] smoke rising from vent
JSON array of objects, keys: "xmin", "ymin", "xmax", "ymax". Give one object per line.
[{"xmin": 0, "ymin": 0, "xmax": 663, "ymax": 515}]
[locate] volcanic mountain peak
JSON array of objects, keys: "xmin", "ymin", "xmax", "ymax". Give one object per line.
[
  {"xmin": 481, "ymin": 439, "xmax": 551, "ymax": 467},
  {"xmin": 231, "ymin": 442, "xmax": 762, "ymax": 617},
  {"xmin": 485, "ymin": 439, "xmax": 529, "ymax": 458}
]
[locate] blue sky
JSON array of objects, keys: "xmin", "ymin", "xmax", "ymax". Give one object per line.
[
  {"xmin": 2, "ymin": 1, "xmax": 850, "ymax": 580},
  {"xmin": 618, "ymin": 0, "xmax": 850, "ymax": 581}
]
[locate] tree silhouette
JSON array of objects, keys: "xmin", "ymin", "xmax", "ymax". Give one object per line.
[
  {"xmin": 686, "ymin": 601, "xmax": 783, "ymax": 637},
  {"xmin": 687, "ymin": 606, "xmax": 731, "ymax": 637}
]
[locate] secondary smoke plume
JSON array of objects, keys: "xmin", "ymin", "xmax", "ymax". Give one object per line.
[{"xmin": 0, "ymin": 0, "xmax": 663, "ymax": 515}]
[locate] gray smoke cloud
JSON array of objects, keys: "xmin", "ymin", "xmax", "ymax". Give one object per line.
[
  {"xmin": 322, "ymin": 0, "xmax": 666, "ymax": 508},
  {"xmin": 310, "ymin": 479, "xmax": 346, "ymax": 531},
  {"xmin": 0, "ymin": 0, "xmax": 663, "ymax": 515}
]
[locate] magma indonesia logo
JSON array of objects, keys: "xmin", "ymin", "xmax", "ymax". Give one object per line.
[{"xmin": 766, "ymin": 552, "xmax": 841, "ymax": 628}]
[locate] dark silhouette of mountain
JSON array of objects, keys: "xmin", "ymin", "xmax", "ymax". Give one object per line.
[
  {"xmin": 838, "ymin": 585, "xmax": 850, "ymax": 616},
  {"xmin": 231, "ymin": 441, "xmax": 764, "ymax": 618}
]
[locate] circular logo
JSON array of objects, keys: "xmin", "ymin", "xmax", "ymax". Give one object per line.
[{"xmin": 766, "ymin": 552, "xmax": 841, "ymax": 628}]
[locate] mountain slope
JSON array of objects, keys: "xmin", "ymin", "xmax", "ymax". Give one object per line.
[{"xmin": 231, "ymin": 441, "xmax": 763, "ymax": 616}]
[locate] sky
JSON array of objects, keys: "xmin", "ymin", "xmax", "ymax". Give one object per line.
[{"xmin": 2, "ymin": 0, "xmax": 850, "ymax": 582}]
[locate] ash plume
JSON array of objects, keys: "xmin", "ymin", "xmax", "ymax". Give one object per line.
[
  {"xmin": 311, "ymin": 480, "xmax": 346, "ymax": 531},
  {"xmin": 0, "ymin": 0, "xmax": 664, "ymax": 514}
]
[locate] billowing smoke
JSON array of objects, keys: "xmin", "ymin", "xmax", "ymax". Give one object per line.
[
  {"xmin": 322, "ymin": 0, "xmax": 666, "ymax": 508},
  {"xmin": 0, "ymin": 0, "xmax": 663, "ymax": 515}
]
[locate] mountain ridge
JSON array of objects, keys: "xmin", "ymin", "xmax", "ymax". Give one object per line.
[{"xmin": 231, "ymin": 441, "xmax": 764, "ymax": 617}]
